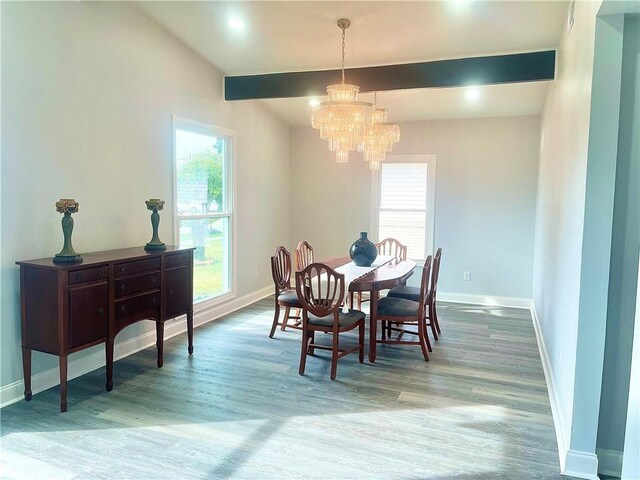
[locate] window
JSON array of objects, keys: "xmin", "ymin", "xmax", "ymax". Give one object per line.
[
  {"xmin": 372, "ymin": 156, "xmax": 436, "ymax": 260},
  {"xmin": 173, "ymin": 118, "xmax": 234, "ymax": 303}
]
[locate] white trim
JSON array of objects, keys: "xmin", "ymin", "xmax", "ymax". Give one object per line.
[
  {"xmin": 530, "ymin": 301, "xmax": 569, "ymax": 473},
  {"xmin": 438, "ymin": 291, "xmax": 533, "ymax": 310},
  {"xmin": 0, "ymin": 286, "xmax": 272, "ymax": 409},
  {"xmin": 564, "ymin": 450, "xmax": 599, "ymax": 480},
  {"xmin": 596, "ymin": 448, "xmax": 623, "ymax": 477}
]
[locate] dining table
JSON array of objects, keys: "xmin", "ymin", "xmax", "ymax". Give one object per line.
[{"xmin": 323, "ymin": 255, "xmax": 417, "ymax": 362}]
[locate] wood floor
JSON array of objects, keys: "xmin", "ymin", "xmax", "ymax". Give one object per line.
[{"xmin": 1, "ymin": 298, "xmax": 574, "ymax": 479}]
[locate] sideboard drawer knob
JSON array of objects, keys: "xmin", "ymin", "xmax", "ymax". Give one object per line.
[
  {"xmin": 152, "ymin": 297, "xmax": 158, "ymax": 304},
  {"xmin": 153, "ymin": 261, "xmax": 160, "ymax": 269},
  {"xmin": 152, "ymin": 277, "xmax": 157, "ymax": 284},
  {"xmin": 98, "ymin": 307, "xmax": 105, "ymax": 315},
  {"xmin": 120, "ymin": 267, "xmax": 126, "ymax": 273},
  {"xmin": 120, "ymin": 305, "xmax": 126, "ymax": 312},
  {"xmin": 76, "ymin": 273, "xmax": 82, "ymax": 280},
  {"xmin": 120, "ymin": 284, "xmax": 126, "ymax": 291},
  {"xmin": 169, "ymin": 288, "xmax": 174, "ymax": 295}
]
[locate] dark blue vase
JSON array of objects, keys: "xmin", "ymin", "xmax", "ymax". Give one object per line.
[{"xmin": 349, "ymin": 232, "xmax": 378, "ymax": 267}]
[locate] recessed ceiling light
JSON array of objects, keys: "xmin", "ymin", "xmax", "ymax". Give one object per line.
[
  {"xmin": 309, "ymin": 99, "xmax": 320, "ymax": 107},
  {"xmin": 465, "ymin": 87, "xmax": 480, "ymax": 101},
  {"xmin": 228, "ymin": 18, "xmax": 245, "ymax": 31}
]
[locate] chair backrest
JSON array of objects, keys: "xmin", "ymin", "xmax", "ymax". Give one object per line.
[
  {"xmin": 418, "ymin": 255, "xmax": 434, "ymax": 315},
  {"xmin": 431, "ymin": 248, "xmax": 442, "ymax": 300},
  {"xmin": 295, "ymin": 240, "xmax": 314, "ymax": 271},
  {"xmin": 270, "ymin": 246, "xmax": 292, "ymax": 294},
  {"xmin": 376, "ymin": 238, "xmax": 407, "ymax": 260},
  {"xmin": 295, "ymin": 263, "xmax": 345, "ymax": 319}
]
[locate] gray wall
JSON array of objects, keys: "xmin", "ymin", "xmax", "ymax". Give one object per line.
[
  {"xmin": 0, "ymin": 2, "xmax": 290, "ymax": 390},
  {"xmin": 598, "ymin": 13, "xmax": 640, "ymax": 461},
  {"xmin": 531, "ymin": 0, "xmax": 602, "ymax": 461},
  {"xmin": 291, "ymin": 116, "xmax": 540, "ymax": 299}
]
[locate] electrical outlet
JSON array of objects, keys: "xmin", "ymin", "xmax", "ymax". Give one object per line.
[
  {"xmin": 254, "ymin": 267, "xmax": 258, "ymax": 278},
  {"xmin": 463, "ymin": 271, "xmax": 471, "ymax": 281}
]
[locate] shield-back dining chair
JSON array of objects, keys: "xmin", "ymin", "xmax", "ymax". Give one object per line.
[
  {"xmin": 269, "ymin": 246, "xmax": 302, "ymax": 338},
  {"xmin": 295, "ymin": 240, "xmax": 314, "ymax": 271},
  {"xmin": 372, "ymin": 255, "xmax": 433, "ymax": 361},
  {"xmin": 295, "ymin": 263, "xmax": 365, "ymax": 380}
]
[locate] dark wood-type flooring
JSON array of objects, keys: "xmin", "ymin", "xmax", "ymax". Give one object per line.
[{"xmin": 0, "ymin": 298, "xmax": 576, "ymax": 479}]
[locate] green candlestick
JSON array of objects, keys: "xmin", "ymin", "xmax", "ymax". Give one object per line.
[
  {"xmin": 54, "ymin": 199, "xmax": 82, "ymax": 263},
  {"xmin": 145, "ymin": 199, "xmax": 166, "ymax": 251}
]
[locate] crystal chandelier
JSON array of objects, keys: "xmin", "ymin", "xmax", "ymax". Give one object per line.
[
  {"xmin": 311, "ymin": 19, "xmax": 374, "ymax": 163},
  {"xmin": 358, "ymin": 93, "xmax": 400, "ymax": 170}
]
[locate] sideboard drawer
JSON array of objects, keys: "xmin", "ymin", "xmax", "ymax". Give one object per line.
[
  {"xmin": 166, "ymin": 252, "xmax": 191, "ymax": 268},
  {"xmin": 114, "ymin": 272, "xmax": 160, "ymax": 299},
  {"xmin": 69, "ymin": 266, "xmax": 108, "ymax": 285},
  {"xmin": 114, "ymin": 258, "xmax": 160, "ymax": 277},
  {"xmin": 114, "ymin": 292, "xmax": 160, "ymax": 331}
]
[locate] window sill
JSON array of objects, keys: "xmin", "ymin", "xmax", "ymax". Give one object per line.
[{"xmin": 194, "ymin": 291, "xmax": 236, "ymax": 314}]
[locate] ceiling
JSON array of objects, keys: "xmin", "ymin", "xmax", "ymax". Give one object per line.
[{"xmin": 135, "ymin": 1, "xmax": 568, "ymax": 125}]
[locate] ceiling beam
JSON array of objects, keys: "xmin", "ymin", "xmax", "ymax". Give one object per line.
[{"xmin": 224, "ymin": 50, "xmax": 555, "ymax": 101}]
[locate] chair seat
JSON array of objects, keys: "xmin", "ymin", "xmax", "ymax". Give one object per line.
[
  {"xmin": 377, "ymin": 296, "xmax": 419, "ymax": 317},
  {"xmin": 387, "ymin": 285, "xmax": 421, "ymax": 302},
  {"xmin": 308, "ymin": 309, "xmax": 365, "ymax": 327},
  {"xmin": 277, "ymin": 290, "xmax": 301, "ymax": 306}
]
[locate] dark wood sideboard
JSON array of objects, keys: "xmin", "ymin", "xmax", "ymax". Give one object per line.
[{"xmin": 16, "ymin": 246, "xmax": 195, "ymax": 412}]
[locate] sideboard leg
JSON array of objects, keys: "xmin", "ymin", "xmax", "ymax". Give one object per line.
[
  {"xmin": 105, "ymin": 339, "xmax": 114, "ymax": 391},
  {"xmin": 187, "ymin": 310, "xmax": 194, "ymax": 355},
  {"xmin": 59, "ymin": 356, "xmax": 68, "ymax": 412},
  {"xmin": 156, "ymin": 320, "xmax": 164, "ymax": 368},
  {"xmin": 22, "ymin": 347, "xmax": 32, "ymax": 401}
]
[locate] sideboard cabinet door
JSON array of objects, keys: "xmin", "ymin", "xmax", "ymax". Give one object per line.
[
  {"xmin": 165, "ymin": 266, "xmax": 191, "ymax": 318},
  {"xmin": 69, "ymin": 284, "xmax": 109, "ymax": 350}
]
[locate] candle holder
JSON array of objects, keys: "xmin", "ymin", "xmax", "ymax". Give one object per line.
[
  {"xmin": 53, "ymin": 199, "xmax": 82, "ymax": 263},
  {"xmin": 144, "ymin": 199, "xmax": 166, "ymax": 251}
]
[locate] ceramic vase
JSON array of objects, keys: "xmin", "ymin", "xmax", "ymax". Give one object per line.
[{"xmin": 349, "ymin": 232, "xmax": 378, "ymax": 267}]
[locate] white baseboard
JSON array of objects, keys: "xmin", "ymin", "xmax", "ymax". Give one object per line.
[
  {"xmin": 438, "ymin": 291, "xmax": 533, "ymax": 309},
  {"xmin": 564, "ymin": 450, "xmax": 599, "ymax": 480},
  {"xmin": 0, "ymin": 285, "xmax": 272, "ymax": 408},
  {"xmin": 529, "ymin": 302, "xmax": 570, "ymax": 472},
  {"xmin": 597, "ymin": 448, "xmax": 623, "ymax": 477}
]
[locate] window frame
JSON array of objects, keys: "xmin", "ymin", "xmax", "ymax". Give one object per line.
[
  {"xmin": 172, "ymin": 116, "xmax": 237, "ymax": 309},
  {"xmin": 370, "ymin": 154, "xmax": 437, "ymax": 261}
]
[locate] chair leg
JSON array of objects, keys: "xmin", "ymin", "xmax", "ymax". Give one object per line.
[
  {"xmin": 358, "ymin": 322, "xmax": 365, "ymax": 363},
  {"xmin": 308, "ymin": 331, "xmax": 315, "ymax": 355},
  {"xmin": 418, "ymin": 318, "xmax": 430, "ymax": 362},
  {"xmin": 433, "ymin": 300, "xmax": 442, "ymax": 334},
  {"xmin": 330, "ymin": 332, "xmax": 339, "ymax": 380},
  {"xmin": 280, "ymin": 306, "xmax": 291, "ymax": 331},
  {"xmin": 428, "ymin": 303, "xmax": 439, "ymax": 341},
  {"xmin": 299, "ymin": 328, "xmax": 309, "ymax": 375},
  {"xmin": 269, "ymin": 302, "xmax": 281, "ymax": 338}
]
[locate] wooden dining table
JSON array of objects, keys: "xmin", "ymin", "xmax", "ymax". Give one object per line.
[{"xmin": 323, "ymin": 256, "xmax": 416, "ymax": 362}]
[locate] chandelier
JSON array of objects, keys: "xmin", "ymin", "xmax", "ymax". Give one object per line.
[
  {"xmin": 358, "ymin": 93, "xmax": 400, "ymax": 170},
  {"xmin": 311, "ymin": 19, "xmax": 374, "ymax": 163}
]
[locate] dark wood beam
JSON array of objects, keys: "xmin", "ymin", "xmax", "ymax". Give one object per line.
[{"xmin": 224, "ymin": 50, "xmax": 555, "ymax": 101}]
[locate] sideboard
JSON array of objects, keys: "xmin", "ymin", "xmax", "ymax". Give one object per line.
[{"xmin": 16, "ymin": 246, "xmax": 195, "ymax": 412}]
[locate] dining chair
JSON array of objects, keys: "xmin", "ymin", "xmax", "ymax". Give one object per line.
[
  {"xmin": 376, "ymin": 237, "xmax": 408, "ymax": 260},
  {"xmin": 295, "ymin": 263, "xmax": 365, "ymax": 380},
  {"xmin": 269, "ymin": 246, "xmax": 302, "ymax": 338},
  {"xmin": 372, "ymin": 256, "xmax": 433, "ymax": 361},
  {"xmin": 295, "ymin": 240, "xmax": 314, "ymax": 271},
  {"xmin": 387, "ymin": 247, "xmax": 443, "ymax": 341},
  {"xmin": 356, "ymin": 238, "xmax": 408, "ymax": 314}
]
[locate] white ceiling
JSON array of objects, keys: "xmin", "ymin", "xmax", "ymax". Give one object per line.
[{"xmin": 135, "ymin": 1, "xmax": 567, "ymax": 124}]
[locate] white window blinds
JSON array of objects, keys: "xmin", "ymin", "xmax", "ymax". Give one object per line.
[{"xmin": 379, "ymin": 163, "xmax": 428, "ymax": 260}]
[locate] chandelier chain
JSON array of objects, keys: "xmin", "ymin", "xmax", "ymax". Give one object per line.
[{"xmin": 341, "ymin": 26, "xmax": 346, "ymax": 84}]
